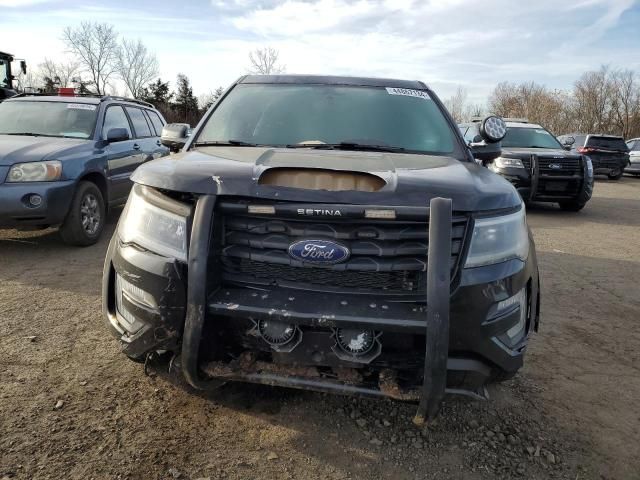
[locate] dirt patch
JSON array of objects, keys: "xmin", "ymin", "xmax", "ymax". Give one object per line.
[{"xmin": 1, "ymin": 178, "xmax": 639, "ymax": 479}]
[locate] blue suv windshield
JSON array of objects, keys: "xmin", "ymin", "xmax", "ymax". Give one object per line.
[
  {"xmin": 0, "ymin": 100, "xmax": 98, "ymax": 139},
  {"xmin": 196, "ymin": 84, "xmax": 455, "ymax": 155}
]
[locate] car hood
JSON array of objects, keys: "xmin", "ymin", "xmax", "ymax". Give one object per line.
[
  {"xmin": 0, "ymin": 135, "xmax": 90, "ymax": 166},
  {"xmin": 500, "ymin": 146, "xmax": 582, "ymax": 160},
  {"xmin": 131, "ymin": 146, "xmax": 521, "ymax": 212}
]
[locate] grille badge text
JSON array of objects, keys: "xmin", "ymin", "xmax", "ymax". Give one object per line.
[{"xmin": 297, "ymin": 208, "xmax": 342, "ymax": 216}]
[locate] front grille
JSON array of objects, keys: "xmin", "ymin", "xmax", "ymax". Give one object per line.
[
  {"xmin": 521, "ymin": 156, "xmax": 583, "ymax": 176},
  {"xmin": 538, "ymin": 157, "xmax": 582, "ymax": 176},
  {"xmin": 228, "ymin": 259, "xmax": 423, "ymax": 291},
  {"xmin": 519, "ymin": 155, "xmax": 584, "ymax": 198},
  {"xmin": 216, "ymin": 203, "xmax": 468, "ymax": 295}
]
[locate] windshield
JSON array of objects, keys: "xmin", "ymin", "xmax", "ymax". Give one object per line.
[
  {"xmin": 501, "ymin": 126, "xmax": 563, "ymax": 149},
  {"xmin": 196, "ymin": 84, "xmax": 455, "ymax": 155},
  {"xmin": 0, "ymin": 100, "xmax": 98, "ymax": 139},
  {"xmin": 0, "ymin": 59, "xmax": 8, "ymax": 88}
]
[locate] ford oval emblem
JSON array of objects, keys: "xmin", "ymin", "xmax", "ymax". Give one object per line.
[
  {"xmin": 549, "ymin": 163, "xmax": 562, "ymax": 170},
  {"xmin": 288, "ymin": 239, "xmax": 350, "ymax": 264}
]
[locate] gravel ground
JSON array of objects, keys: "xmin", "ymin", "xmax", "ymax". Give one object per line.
[{"xmin": 1, "ymin": 176, "xmax": 639, "ymax": 480}]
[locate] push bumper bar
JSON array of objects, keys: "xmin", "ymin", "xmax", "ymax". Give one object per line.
[{"xmin": 181, "ymin": 196, "xmax": 458, "ymax": 423}]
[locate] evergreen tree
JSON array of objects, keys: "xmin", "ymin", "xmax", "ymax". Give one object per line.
[{"xmin": 174, "ymin": 73, "xmax": 198, "ymax": 123}]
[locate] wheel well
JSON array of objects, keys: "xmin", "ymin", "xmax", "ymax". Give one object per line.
[{"xmin": 79, "ymin": 172, "xmax": 108, "ymax": 208}]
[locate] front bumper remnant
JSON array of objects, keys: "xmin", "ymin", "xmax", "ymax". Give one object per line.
[{"xmin": 180, "ymin": 195, "xmax": 456, "ymax": 423}]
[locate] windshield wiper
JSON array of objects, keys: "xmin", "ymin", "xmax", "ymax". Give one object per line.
[
  {"xmin": 194, "ymin": 140, "xmax": 262, "ymax": 147},
  {"xmin": 1, "ymin": 132, "xmax": 55, "ymax": 137},
  {"xmin": 1, "ymin": 132, "xmax": 85, "ymax": 139},
  {"xmin": 286, "ymin": 142, "xmax": 406, "ymax": 153}
]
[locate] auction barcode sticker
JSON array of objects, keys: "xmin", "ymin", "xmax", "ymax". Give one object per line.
[
  {"xmin": 385, "ymin": 87, "xmax": 430, "ymax": 100},
  {"xmin": 67, "ymin": 104, "xmax": 97, "ymax": 111}
]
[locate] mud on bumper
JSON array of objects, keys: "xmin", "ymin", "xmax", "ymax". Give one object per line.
[{"xmin": 103, "ymin": 196, "xmax": 539, "ymax": 423}]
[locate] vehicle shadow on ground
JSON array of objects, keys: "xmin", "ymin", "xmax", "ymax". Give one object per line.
[{"xmin": 0, "ymin": 209, "xmax": 121, "ymax": 297}]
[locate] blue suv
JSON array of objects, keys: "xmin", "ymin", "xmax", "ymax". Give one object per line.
[{"xmin": 0, "ymin": 94, "xmax": 169, "ymax": 245}]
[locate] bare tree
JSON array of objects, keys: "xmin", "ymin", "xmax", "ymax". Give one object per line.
[
  {"xmin": 116, "ymin": 38, "xmax": 159, "ymax": 98},
  {"xmin": 444, "ymin": 87, "xmax": 473, "ymax": 122},
  {"xmin": 39, "ymin": 58, "xmax": 81, "ymax": 88},
  {"xmin": 248, "ymin": 47, "xmax": 285, "ymax": 75},
  {"xmin": 486, "ymin": 65, "xmax": 640, "ymax": 138},
  {"xmin": 15, "ymin": 69, "xmax": 41, "ymax": 93},
  {"xmin": 610, "ymin": 69, "xmax": 640, "ymax": 138},
  {"xmin": 62, "ymin": 22, "xmax": 119, "ymax": 95},
  {"xmin": 573, "ymin": 66, "xmax": 616, "ymax": 134},
  {"xmin": 488, "ymin": 81, "xmax": 574, "ymax": 134}
]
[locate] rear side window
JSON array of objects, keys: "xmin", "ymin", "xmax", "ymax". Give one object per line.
[
  {"xmin": 145, "ymin": 110, "xmax": 165, "ymax": 136},
  {"xmin": 125, "ymin": 107, "xmax": 152, "ymax": 138},
  {"xmin": 626, "ymin": 140, "xmax": 638, "ymax": 150},
  {"xmin": 102, "ymin": 105, "xmax": 131, "ymax": 141},
  {"xmin": 586, "ymin": 136, "xmax": 629, "ymax": 151},
  {"xmin": 573, "ymin": 135, "xmax": 586, "ymax": 148}
]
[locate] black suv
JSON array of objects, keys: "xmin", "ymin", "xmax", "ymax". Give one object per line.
[
  {"xmin": 558, "ymin": 133, "xmax": 630, "ymax": 180},
  {"xmin": 102, "ymin": 75, "xmax": 540, "ymax": 422},
  {"xmin": 0, "ymin": 94, "xmax": 169, "ymax": 245},
  {"xmin": 460, "ymin": 119, "xmax": 593, "ymax": 211}
]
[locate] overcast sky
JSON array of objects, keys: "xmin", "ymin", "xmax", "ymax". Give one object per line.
[{"xmin": 1, "ymin": 0, "xmax": 639, "ymax": 104}]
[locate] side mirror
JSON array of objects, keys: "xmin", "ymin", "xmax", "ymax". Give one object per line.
[
  {"xmin": 562, "ymin": 136, "xmax": 575, "ymax": 148},
  {"xmin": 106, "ymin": 127, "xmax": 130, "ymax": 143},
  {"xmin": 20, "ymin": 60, "xmax": 27, "ymax": 75},
  {"xmin": 161, "ymin": 124, "xmax": 190, "ymax": 152}
]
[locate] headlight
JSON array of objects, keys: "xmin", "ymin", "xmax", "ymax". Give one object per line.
[
  {"xmin": 494, "ymin": 157, "xmax": 524, "ymax": 169},
  {"xmin": 465, "ymin": 206, "xmax": 529, "ymax": 268},
  {"xmin": 7, "ymin": 161, "xmax": 62, "ymax": 182},
  {"xmin": 119, "ymin": 185, "xmax": 191, "ymax": 261}
]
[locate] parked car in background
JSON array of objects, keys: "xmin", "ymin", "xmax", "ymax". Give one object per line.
[
  {"xmin": 558, "ymin": 133, "xmax": 629, "ymax": 180},
  {"xmin": 624, "ymin": 138, "xmax": 640, "ymax": 176},
  {"xmin": 0, "ymin": 94, "xmax": 169, "ymax": 245},
  {"xmin": 103, "ymin": 74, "xmax": 540, "ymax": 423},
  {"xmin": 460, "ymin": 119, "xmax": 593, "ymax": 211},
  {"xmin": 161, "ymin": 123, "xmax": 191, "ymax": 152}
]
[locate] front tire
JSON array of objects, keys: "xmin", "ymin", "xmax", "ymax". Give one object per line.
[
  {"xmin": 560, "ymin": 167, "xmax": 593, "ymax": 212},
  {"xmin": 59, "ymin": 181, "xmax": 105, "ymax": 246},
  {"xmin": 608, "ymin": 168, "xmax": 624, "ymax": 180}
]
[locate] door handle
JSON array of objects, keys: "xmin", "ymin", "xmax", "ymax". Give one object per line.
[
  {"xmin": 133, "ymin": 143, "xmax": 141, "ymax": 150},
  {"xmin": 156, "ymin": 140, "xmax": 161, "ymax": 146}
]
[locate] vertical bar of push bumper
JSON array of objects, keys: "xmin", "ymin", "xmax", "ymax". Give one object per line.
[
  {"xmin": 414, "ymin": 197, "xmax": 452, "ymax": 426},
  {"xmin": 529, "ymin": 154, "xmax": 538, "ymax": 203},
  {"xmin": 182, "ymin": 194, "xmax": 216, "ymax": 389}
]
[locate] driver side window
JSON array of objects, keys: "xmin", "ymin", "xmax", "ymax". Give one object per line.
[{"xmin": 102, "ymin": 105, "xmax": 132, "ymax": 141}]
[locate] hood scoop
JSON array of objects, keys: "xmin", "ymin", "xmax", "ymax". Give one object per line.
[{"xmin": 258, "ymin": 167, "xmax": 386, "ymax": 192}]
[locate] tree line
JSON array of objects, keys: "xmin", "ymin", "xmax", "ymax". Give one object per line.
[
  {"xmin": 15, "ymin": 22, "xmax": 284, "ymax": 126},
  {"xmin": 446, "ymin": 66, "xmax": 640, "ymax": 139}
]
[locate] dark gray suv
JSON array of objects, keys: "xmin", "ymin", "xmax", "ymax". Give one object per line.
[{"xmin": 0, "ymin": 94, "xmax": 170, "ymax": 245}]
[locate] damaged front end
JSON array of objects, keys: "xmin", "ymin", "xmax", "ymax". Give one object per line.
[{"xmin": 103, "ymin": 185, "xmax": 538, "ymax": 424}]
